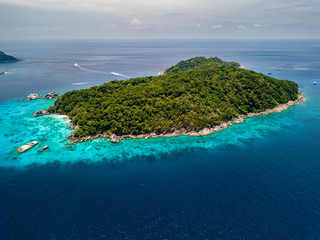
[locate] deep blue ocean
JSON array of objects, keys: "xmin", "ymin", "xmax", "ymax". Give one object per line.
[{"xmin": 0, "ymin": 39, "xmax": 320, "ymax": 239}]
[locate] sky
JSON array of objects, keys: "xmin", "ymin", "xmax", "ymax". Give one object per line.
[{"xmin": 0, "ymin": 0, "xmax": 319, "ymax": 39}]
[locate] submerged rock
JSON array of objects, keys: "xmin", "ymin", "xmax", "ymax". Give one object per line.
[
  {"xmin": 38, "ymin": 146, "xmax": 49, "ymax": 152},
  {"xmin": 17, "ymin": 141, "xmax": 38, "ymax": 153},
  {"xmin": 66, "ymin": 132, "xmax": 75, "ymax": 139},
  {"xmin": 27, "ymin": 93, "xmax": 40, "ymax": 100},
  {"xmin": 44, "ymin": 92, "xmax": 59, "ymax": 99},
  {"xmin": 33, "ymin": 110, "xmax": 49, "ymax": 117}
]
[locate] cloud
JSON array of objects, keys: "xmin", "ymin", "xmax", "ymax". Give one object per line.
[
  {"xmin": 238, "ymin": 25, "xmax": 248, "ymax": 30},
  {"xmin": 11, "ymin": 25, "xmax": 61, "ymax": 31},
  {"xmin": 130, "ymin": 18, "xmax": 142, "ymax": 26},
  {"xmin": 0, "ymin": 0, "xmax": 215, "ymax": 16},
  {"xmin": 104, "ymin": 23, "xmax": 118, "ymax": 30},
  {"xmin": 264, "ymin": 1, "xmax": 320, "ymax": 14},
  {"xmin": 212, "ymin": 24, "xmax": 222, "ymax": 29},
  {"xmin": 130, "ymin": 17, "xmax": 148, "ymax": 30},
  {"xmin": 1, "ymin": 0, "xmax": 320, "ymax": 39}
]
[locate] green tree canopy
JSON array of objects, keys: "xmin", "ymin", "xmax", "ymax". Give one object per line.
[{"xmin": 48, "ymin": 57, "xmax": 298, "ymax": 137}]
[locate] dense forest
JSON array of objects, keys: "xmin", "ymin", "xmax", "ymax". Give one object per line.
[
  {"xmin": 0, "ymin": 50, "xmax": 19, "ymax": 63},
  {"xmin": 164, "ymin": 56, "xmax": 240, "ymax": 74},
  {"xmin": 48, "ymin": 57, "xmax": 298, "ymax": 137}
]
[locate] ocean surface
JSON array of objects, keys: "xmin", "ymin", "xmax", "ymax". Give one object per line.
[{"xmin": 0, "ymin": 39, "xmax": 320, "ymax": 239}]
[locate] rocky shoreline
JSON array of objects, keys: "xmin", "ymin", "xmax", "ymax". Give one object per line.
[{"xmin": 63, "ymin": 92, "xmax": 306, "ymax": 145}]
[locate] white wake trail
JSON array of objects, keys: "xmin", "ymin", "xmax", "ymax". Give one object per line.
[
  {"xmin": 72, "ymin": 82, "xmax": 93, "ymax": 86},
  {"xmin": 74, "ymin": 63, "xmax": 109, "ymax": 74},
  {"xmin": 111, "ymin": 72, "xmax": 130, "ymax": 77},
  {"xmin": 74, "ymin": 63, "xmax": 130, "ymax": 78}
]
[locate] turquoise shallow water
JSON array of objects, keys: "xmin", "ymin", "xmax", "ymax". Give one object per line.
[
  {"xmin": 1, "ymin": 39, "xmax": 320, "ymax": 239},
  {"xmin": 0, "ymin": 91, "xmax": 313, "ymax": 168},
  {"xmin": 0, "ymin": 94, "xmax": 308, "ymax": 167}
]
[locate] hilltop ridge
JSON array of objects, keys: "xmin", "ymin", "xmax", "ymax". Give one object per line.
[{"xmin": 161, "ymin": 56, "xmax": 240, "ymax": 75}]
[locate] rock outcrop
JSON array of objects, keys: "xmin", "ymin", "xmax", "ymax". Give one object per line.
[
  {"xmin": 110, "ymin": 134, "xmax": 119, "ymax": 143},
  {"xmin": 33, "ymin": 110, "xmax": 49, "ymax": 117},
  {"xmin": 17, "ymin": 141, "xmax": 38, "ymax": 153},
  {"xmin": 44, "ymin": 92, "xmax": 59, "ymax": 99},
  {"xmin": 27, "ymin": 93, "xmax": 40, "ymax": 100},
  {"xmin": 157, "ymin": 71, "xmax": 166, "ymax": 76},
  {"xmin": 68, "ymin": 124, "xmax": 78, "ymax": 130}
]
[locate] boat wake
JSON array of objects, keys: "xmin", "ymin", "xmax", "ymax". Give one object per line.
[
  {"xmin": 111, "ymin": 72, "xmax": 129, "ymax": 77},
  {"xmin": 74, "ymin": 63, "xmax": 129, "ymax": 77},
  {"xmin": 72, "ymin": 82, "xmax": 93, "ymax": 86},
  {"xmin": 74, "ymin": 63, "xmax": 108, "ymax": 74}
]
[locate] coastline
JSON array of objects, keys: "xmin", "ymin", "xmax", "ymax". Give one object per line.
[{"xmin": 65, "ymin": 92, "xmax": 306, "ymax": 144}]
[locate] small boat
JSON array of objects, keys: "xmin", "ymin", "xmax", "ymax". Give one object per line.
[
  {"xmin": 0, "ymin": 71, "xmax": 8, "ymax": 75},
  {"xmin": 313, "ymin": 81, "xmax": 317, "ymax": 85},
  {"xmin": 267, "ymin": 72, "xmax": 272, "ymax": 75}
]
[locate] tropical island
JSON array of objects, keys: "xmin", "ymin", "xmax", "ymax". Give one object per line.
[
  {"xmin": 46, "ymin": 57, "xmax": 304, "ymax": 142},
  {"xmin": 0, "ymin": 50, "xmax": 20, "ymax": 63}
]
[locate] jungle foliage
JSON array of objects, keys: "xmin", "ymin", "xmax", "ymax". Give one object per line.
[
  {"xmin": 164, "ymin": 56, "xmax": 240, "ymax": 74},
  {"xmin": 48, "ymin": 57, "xmax": 298, "ymax": 137}
]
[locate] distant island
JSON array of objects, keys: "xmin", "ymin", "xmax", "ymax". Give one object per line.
[
  {"xmin": 0, "ymin": 50, "xmax": 20, "ymax": 63},
  {"xmin": 46, "ymin": 57, "xmax": 304, "ymax": 142}
]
